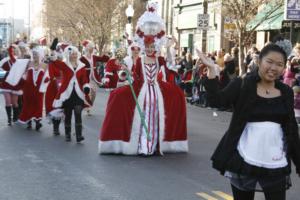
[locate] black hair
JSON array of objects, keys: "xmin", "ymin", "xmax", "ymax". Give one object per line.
[{"xmin": 259, "ymin": 43, "xmax": 287, "ymax": 65}]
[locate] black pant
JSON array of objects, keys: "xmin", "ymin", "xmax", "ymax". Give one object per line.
[
  {"xmin": 64, "ymin": 105, "xmax": 83, "ymax": 127},
  {"xmin": 63, "ymin": 89, "xmax": 84, "ymax": 127},
  {"xmin": 231, "ymin": 184, "xmax": 286, "ymax": 200}
]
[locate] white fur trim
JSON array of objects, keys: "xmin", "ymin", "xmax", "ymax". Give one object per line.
[
  {"xmin": 104, "ymin": 72, "xmax": 113, "ymax": 76},
  {"xmin": 18, "ymin": 117, "xmax": 43, "ymax": 124},
  {"xmin": 65, "ymin": 60, "xmax": 85, "ymax": 72},
  {"xmin": 116, "ymin": 81, "xmax": 129, "ymax": 88},
  {"xmin": 0, "ymin": 89, "xmax": 23, "ymax": 95},
  {"xmin": 102, "ymin": 78, "xmax": 110, "ymax": 83},
  {"xmin": 39, "ymin": 69, "xmax": 50, "ymax": 93},
  {"xmin": 98, "ymin": 140, "xmax": 188, "ymax": 155},
  {"xmin": 160, "ymin": 141, "xmax": 188, "ymax": 153},
  {"xmin": 49, "ymin": 108, "xmax": 64, "ymax": 120},
  {"xmin": 83, "ymin": 83, "xmax": 90, "ymax": 89},
  {"xmin": 98, "ymin": 140, "xmax": 137, "ymax": 155}
]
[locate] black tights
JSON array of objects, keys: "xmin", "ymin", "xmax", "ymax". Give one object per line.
[
  {"xmin": 64, "ymin": 105, "xmax": 83, "ymax": 127},
  {"xmin": 231, "ymin": 184, "xmax": 286, "ymax": 200}
]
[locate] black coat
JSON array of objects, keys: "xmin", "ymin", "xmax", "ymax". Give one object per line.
[{"xmin": 204, "ymin": 71, "xmax": 300, "ymax": 175}]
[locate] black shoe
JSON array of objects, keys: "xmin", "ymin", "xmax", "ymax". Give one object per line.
[
  {"xmin": 35, "ymin": 121, "xmax": 42, "ymax": 131},
  {"xmin": 12, "ymin": 107, "xmax": 19, "ymax": 123},
  {"xmin": 27, "ymin": 121, "xmax": 32, "ymax": 130},
  {"xmin": 52, "ymin": 119, "xmax": 60, "ymax": 136},
  {"xmin": 65, "ymin": 136, "xmax": 71, "ymax": 142},
  {"xmin": 5, "ymin": 106, "xmax": 12, "ymax": 126},
  {"xmin": 65, "ymin": 126, "xmax": 71, "ymax": 142},
  {"xmin": 76, "ymin": 136, "xmax": 85, "ymax": 143},
  {"xmin": 53, "ymin": 130, "xmax": 60, "ymax": 136},
  {"xmin": 75, "ymin": 124, "xmax": 84, "ymax": 143}
]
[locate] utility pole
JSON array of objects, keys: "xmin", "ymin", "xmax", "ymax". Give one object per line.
[
  {"xmin": 28, "ymin": 0, "xmax": 31, "ymax": 40},
  {"xmin": 201, "ymin": 0, "xmax": 208, "ymax": 52},
  {"xmin": 11, "ymin": 0, "xmax": 14, "ymax": 43}
]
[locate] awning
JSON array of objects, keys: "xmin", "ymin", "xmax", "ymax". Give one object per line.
[{"xmin": 247, "ymin": 5, "xmax": 284, "ymax": 31}]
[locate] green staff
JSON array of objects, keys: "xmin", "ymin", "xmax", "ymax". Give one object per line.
[{"xmin": 124, "ymin": 69, "xmax": 151, "ymax": 141}]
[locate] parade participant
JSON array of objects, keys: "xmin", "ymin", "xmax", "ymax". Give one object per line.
[
  {"xmin": 40, "ymin": 38, "xmax": 64, "ymax": 135},
  {"xmin": 80, "ymin": 40, "xmax": 109, "ymax": 115},
  {"xmin": 102, "ymin": 48, "xmax": 128, "ymax": 89},
  {"xmin": 99, "ymin": 2, "xmax": 188, "ymax": 155},
  {"xmin": 0, "ymin": 45, "xmax": 24, "ymax": 125},
  {"xmin": 197, "ymin": 43, "xmax": 300, "ymax": 200},
  {"xmin": 17, "ymin": 41, "xmax": 30, "ymax": 59},
  {"xmin": 18, "ymin": 46, "xmax": 45, "ymax": 130},
  {"xmin": 123, "ymin": 42, "xmax": 141, "ymax": 73},
  {"xmin": 157, "ymin": 36, "xmax": 180, "ymax": 85},
  {"xmin": 52, "ymin": 45, "xmax": 91, "ymax": 142}
]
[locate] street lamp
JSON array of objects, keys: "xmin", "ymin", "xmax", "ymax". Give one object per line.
[{"xmin": 125, "ymin": 4, "xmax": 134, "ymax": 42}]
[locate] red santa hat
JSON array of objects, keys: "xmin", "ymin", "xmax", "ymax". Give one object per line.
[
  {"xmin": 56, "ymin": 42, "xmax": 69, "ymax": 52},
  {"xmin": 39, "ymin": 37, "xmax": 47, "ymax": 46},
  {"xmin": 130, "ymin": 42, "xmax": 141, "ymax": 51},
  {"xmin": 82, "ymin": 40, "xmax": 95, "ymax": 49}
]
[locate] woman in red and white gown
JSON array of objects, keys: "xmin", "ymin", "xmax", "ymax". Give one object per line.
[{"xmin": 99, "ymin": 41, "xmax": 188, "ymax": 155}]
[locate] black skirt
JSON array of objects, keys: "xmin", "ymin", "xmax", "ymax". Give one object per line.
[{"xmin": 224, "ymin": 151, "xmax": 291, "ymax": 192}]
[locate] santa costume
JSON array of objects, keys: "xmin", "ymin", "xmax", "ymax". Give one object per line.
[
  {"xmin": 123, "ymin": 43, "xmax": 141, "ymax": 73},
  {"xmin": 102, "ymin": 48, "xmax": 128, "ymax": 89},
  {"xmin": 39, "ymin": 38, "xmax": 65, "ymax": 135},
  {"xmin": 18, "ymin": 47, "xmax": 45, "ymax": 130},
  {"xmin": 80, "ymin": 40, "xmax": 110, "ymax": 115},
  {"xmin": 99, "ymin": 2, "xmax": 188, "ymax": 155},
  {"xmin": 51, "ymin": 45, "xmax": 91, "ymax": 142},
  {"xmin": 0, "ymin": 45, "xmax": 29, "ymax": 125}
]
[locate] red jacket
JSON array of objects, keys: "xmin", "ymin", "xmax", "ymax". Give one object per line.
[
  {"xmin": 103, "ymin": 58, "xmax": 122, "ymax": 89},
  {"xmin": 156, "ymin": 56, "xmax": 178, "ymax": 85},
  {"xmin": 40, "ymin": 62, "xmax": 62, "ymax": 114},
  {"xmin": 51, "ymin": 60, "xmax": 91, "ymax": 108},
  {"xmin": 80, "ymin": 54, "xmax": 109, "ymax": 85}
]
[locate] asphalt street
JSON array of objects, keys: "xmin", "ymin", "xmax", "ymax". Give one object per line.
[{"xmin": 0, "ymin": 89, "xmax": 299, "ymax": 200}]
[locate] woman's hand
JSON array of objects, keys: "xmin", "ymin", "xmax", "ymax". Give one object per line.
[
  {"xmin": 196, "ymin": 48, "xmax": 219, "ymax": 79},
  {"xmin": 83, "ymin": 87, "xmax": 90, "ymax": 95}
]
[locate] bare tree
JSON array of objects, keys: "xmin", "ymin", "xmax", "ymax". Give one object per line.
[
  {"xmin": 43, "ymin": 0, "xmax": 147, "ymax": 54},
  {"xmin": 221, "ymin": 0, "xmax": 284, "ymax": 75}
]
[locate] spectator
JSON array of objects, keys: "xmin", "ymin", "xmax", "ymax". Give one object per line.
[
  {"xmin": 293, "ymin": 85, "xmax": 300, "ymax": 124},
  {"xmin": 216, "ymin": 49, "xmax": 225, "ymax": 70},
  {"xmin": 247, "ymin": 53, "xmax": 259, "ymax": 73},
  {"xmin": 231, "ymin": 47, "xmax": 239, "ymax": 74}
]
